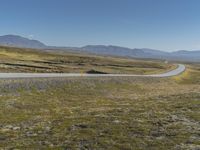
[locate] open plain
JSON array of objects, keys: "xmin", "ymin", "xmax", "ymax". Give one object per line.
[{"xmin": 0, "ymin": 46, "xmax": 199, "ymax": 149}]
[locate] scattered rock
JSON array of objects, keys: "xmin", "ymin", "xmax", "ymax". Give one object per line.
[
  {"xmin": 5, "ymin": 125, "xmax": 13, "ymax": 129},
  {"xmin": 113, "ymin": 120, "xmax": 120, "ymax": 124},
  {"xmin": 45, "ymin": 126, "xmax": 51, "ymax": 131},
  {"xmin": 12, "ymin": 126, "xmax": 20, "ymax": 130},
  {"xmin": 26, "ymin": 132, "xmax": 38, "ymax": 137}
]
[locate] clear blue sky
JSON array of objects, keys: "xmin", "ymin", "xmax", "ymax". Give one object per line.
[{"xmin": 0, "ymin": 0, "xmax": 200, "ymax": 51}]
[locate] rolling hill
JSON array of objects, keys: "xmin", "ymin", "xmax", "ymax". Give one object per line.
[{"xmin": 0, "ymin": 35, "xmax": 46, "ymax": 49}]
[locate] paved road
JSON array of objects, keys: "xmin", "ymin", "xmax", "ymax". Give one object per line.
[{"xmin": 0, "ymin": 64, "xmax": 185, "ymax": 79}]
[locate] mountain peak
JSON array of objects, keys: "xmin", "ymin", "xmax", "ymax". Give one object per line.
[{"xmin": 0, "ymin": 35, "xmax": 46, "ymax": 49}]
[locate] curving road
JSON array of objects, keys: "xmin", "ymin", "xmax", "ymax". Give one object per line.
[
  {"xmin": 0, "ymin": 64, "xmax": 185, "ymax": 79},
  {"xmin": 146, "ymin": 64, "xmax": 186, "ymax": 77}
]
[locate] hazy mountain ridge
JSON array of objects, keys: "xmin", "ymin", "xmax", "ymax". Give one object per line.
[
  {"xmin": 80, "ymin": 45, "xmax": 200, "ymax": 61},
  {"xmin": 0, "ymin": 35, "xmax": 200, "ymax": 61}
]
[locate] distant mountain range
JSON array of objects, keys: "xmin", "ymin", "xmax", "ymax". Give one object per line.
[
  {"xmin": 0, "ymin": 34, "xmax": 200, "ymax": 62},
  {"xmin": 80, "ymin": 45, "xmax": 200, "ymax": 62}
]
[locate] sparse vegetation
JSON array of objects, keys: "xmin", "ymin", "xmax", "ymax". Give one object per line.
[
  {"xmin": 0, "ymin": 46, "xmax": 199, "ymax": 149},
  {"xmin": 0, "ymin": 60, "xmax": 199, "ymax": 149},
  {"xmin": 0, "ymin": 46, "xmax": 175, "ymax": 74}
]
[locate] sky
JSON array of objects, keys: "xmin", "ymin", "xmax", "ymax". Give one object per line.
[{"xmin": 0, "ymin": 0, "xmax": 200, "ymax": 51}]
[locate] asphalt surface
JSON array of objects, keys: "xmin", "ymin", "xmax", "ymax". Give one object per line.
[{"xmin": 0, "ymin": 64, "xmax": 185, "ymax": 79}]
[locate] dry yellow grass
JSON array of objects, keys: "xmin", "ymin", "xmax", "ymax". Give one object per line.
[{"xmin": 0, "ymin": 46, "xmax": 174, "ymax": 74}]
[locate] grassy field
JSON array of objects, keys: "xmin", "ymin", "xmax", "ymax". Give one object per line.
[
  {"xmin": 0, "ymin": 46, "xmax": 199, "ymax": 149},
  {"xmin": 0, "ymin": 46, "xmax": 175, "ymax": 74},
  {"xmin": 0, "ymin": 62, "xmax": 199, "ymax": 149}
]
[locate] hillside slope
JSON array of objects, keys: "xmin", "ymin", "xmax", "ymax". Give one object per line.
[{"xmin": 0, "ymin": 35, "xmax": 46, "ymax": 49}]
